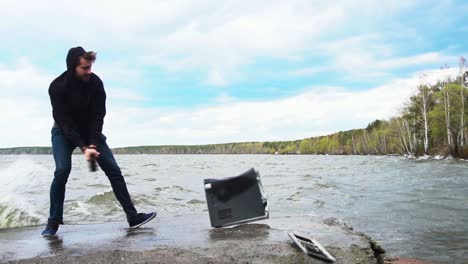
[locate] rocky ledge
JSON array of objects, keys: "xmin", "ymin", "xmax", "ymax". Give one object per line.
[{"xmin": 1, "ymin": 214, "xmax": 388, "ymax": 264}]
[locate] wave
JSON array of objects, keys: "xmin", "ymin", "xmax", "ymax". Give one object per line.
[
  {"xmin": 154, "ymin": 185, "xmax": 199, "ymax": 194},
  {"xmin": 186, "ymin": 199, "xmax": 205, "ymax": 205},
  {"xmin": 0, "ymin": 204, "xmax": 45, "ymax": 229},
  {"xmin": 0, "ymin": 157, "xmax": 49, "ymax": 228},
  {"xmin": 86, "ymin": 190, "xmax": 117, "ymax": 204},
  {"xmin": 142, "ymin": 163, "xmax": 159, "ymax": 167}
]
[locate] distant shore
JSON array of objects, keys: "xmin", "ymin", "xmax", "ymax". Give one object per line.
[{"xmin": 2, "ymin": 147, "xmax": 466, "ymax": 163}]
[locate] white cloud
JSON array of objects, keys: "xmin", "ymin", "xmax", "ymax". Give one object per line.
[
  {"xmin": 206, "ymin": 69, "xmax": 228, "ymax": 86},
  {"xmin": 377, "ymin": 52, "xmax": 456, "ymax": 69},
  {"xmin": 214, "ymin": 93, "xmax": 237, "ymax": 104},
  {"xmin": 107, "ymin": 88, "xmax": 147, "ymax": 102},
  {"xmin": 288, "ymin": 66, "xmax": 330, "ymax": 77},
  {"xmin": 92, "ymin": 61, "xmax": 144, "ymax": 87},
  {"xmin": 0, "ymin": 58, "xmax": 53, "ymax": 98},
  {"xmin": 0, "ymin": 59, "xmax": 53, "ymax": 147},
  {"xmin": 290, "ymin": 36, "xmax": 456, "ymax": 79},
  {"xmin": 0, "ymin": 0, "xmax": 429, "ymax": 85}
]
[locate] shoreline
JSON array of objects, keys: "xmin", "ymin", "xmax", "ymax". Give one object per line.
[{"xmin": 0, "ymin": 152, "xmax": 467, "ymax": 161}]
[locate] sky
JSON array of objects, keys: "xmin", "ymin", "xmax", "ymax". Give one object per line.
[{"xmin": 1, "ymin": 0, "xmax": 467, "ymax": 148}]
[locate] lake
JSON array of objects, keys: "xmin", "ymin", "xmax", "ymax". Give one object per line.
[{"xmin": 0, "ymin": 154, "xmax": 466, "ymax": 263}]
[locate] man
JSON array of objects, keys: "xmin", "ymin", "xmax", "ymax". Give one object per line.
[{"xmin": 42, "ymin": 47, "xmax": 156, "ymax": 236}]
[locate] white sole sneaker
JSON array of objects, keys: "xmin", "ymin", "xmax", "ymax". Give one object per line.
[{"xmin": 129, "ymin": 212, "xmax": 157, "ymax": 229}]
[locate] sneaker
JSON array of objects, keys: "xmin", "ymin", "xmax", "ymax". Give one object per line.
[
  {"xmin": 129, "ymin": 212, "xmax": 157, "ymax": 228},
  {"xmin": 41, "ymin": 222, "xmax": 59, "ymax": 237}
]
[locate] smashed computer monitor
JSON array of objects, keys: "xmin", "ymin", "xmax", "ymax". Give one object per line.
[
  {"xmin": 288, "ymin": 232, "xmax": 336, "ymax": 263},
  {"xmin": 204, "ymin": 168, "xmax": 269, "ymax": 228}
]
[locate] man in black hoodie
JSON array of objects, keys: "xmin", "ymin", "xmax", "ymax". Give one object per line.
[{"xmin": 42, "ymin": 47, "xmax": 156, "ymax": 236}]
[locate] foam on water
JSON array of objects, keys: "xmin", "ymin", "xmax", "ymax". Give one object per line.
[
  {"xmin": 0, "ymin": 156, "xmax": 49, "ymax": 228},
  {"xmin": 66, "ymin": 200, "xmax": 93, "ymax": 216},
  {"xmin": 86, "ymin": 189, "xmax": 116, "ymax": 204}
]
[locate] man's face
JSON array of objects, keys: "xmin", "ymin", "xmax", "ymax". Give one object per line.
[{"xmin": 75, "ymin": 57, "xmax": 93, "ymax": 82}]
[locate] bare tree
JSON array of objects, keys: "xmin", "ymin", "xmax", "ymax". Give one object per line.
[
  {"xmin": 440, "ymin": 65, "xmax": 454, "ymax": 155},
  {"xmin": 396, "ymin": 118, "xmax": 415, "ymax": 156},
  {"xmin": 351, "ymin": 133, "xmax": 356, "ymax": 155},
  {"xmin": 417, "ymin": 73, "xmax": 431, "ymax": 155},
  {"xmin": 412, "ymin": 118, "xmax": 417, "ymax": 154},
  {"xmin": 443, "ymin": 80, "xmax": 453, "ymax": 151},
  {"xmin": 458, "ymin": 57, "xmax": 466, "ymax": 151}
]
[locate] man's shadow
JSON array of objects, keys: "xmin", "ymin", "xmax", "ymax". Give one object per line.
[
  {"xmin": 44, "ymin": 236, "xmax": 64, "ymax": 254},
  {"xmin": 124, "ymin": 227, "xmax": 157, "ymax": 238}
]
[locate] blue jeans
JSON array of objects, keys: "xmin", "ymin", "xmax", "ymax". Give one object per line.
[{"xmin": 48, "ymin": 127, "xmax": 137, "ymax": 224}]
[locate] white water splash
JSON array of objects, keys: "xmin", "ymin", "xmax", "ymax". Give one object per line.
[{"xmin": 0, "ymin": 156, "xmax": 49, "ymax": 228}]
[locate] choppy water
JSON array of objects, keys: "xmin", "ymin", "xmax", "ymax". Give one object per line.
[{"xmin": 0, "ymin": 154, "xmax": 466, "ymax": 263}]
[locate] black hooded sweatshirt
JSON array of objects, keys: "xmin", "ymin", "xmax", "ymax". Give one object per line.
[{"xmin": 48, "ymin": 47, "xmax": 106, "ymax": 150}]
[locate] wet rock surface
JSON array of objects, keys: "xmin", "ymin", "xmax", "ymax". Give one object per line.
[{"xmin": 1, "ymin": 214, "xmax": 380, "ymax": 264}]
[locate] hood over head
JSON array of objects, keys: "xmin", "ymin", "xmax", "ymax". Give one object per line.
[{"xmin": 66, "ymin": 46, "xmax": 86, "ymax": 71}]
